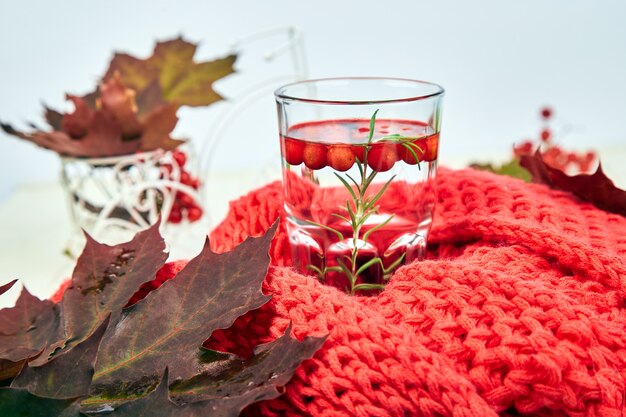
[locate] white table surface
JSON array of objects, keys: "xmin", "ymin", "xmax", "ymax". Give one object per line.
[{"xmin": 2, "ymin": 152, "xmax": 625, "ymax": 309}]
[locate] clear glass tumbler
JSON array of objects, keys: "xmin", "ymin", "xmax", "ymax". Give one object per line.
[{"xmin": 275, "ymin": 77, "xmax": 444, "ymax": 295}]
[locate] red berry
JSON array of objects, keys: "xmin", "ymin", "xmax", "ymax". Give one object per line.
[
  {"xmin": 327, "ymin": 145, "xmax": 355, "ymax": 172},
  {"xmin": 172, "ymin": 150, "xmax": 187, "ymax": 167},
  {"xmin": 180, "ymin": 171, "xmax": 193, "ymax": 186},
  {"xmin": 416, "ymin": 133, "xmax": 439, "ymax": 162},
  {"xmin": 367, "ymin": 144, "xmax": 398, "ymax": 172},
  {"xmin": 400, "ymin": 140, "xmax": 422, "ymax": 165},
  {"xmin": 187, "ymin": 206, "xmax": 203, "ymax": 222},
  {"xmin": 541, "ymin": 107, "xmax": 553, "ymax": 119},
  {"xmin": 514, "ymin": 140, "xmax": 534, "ymax": 156},
  {"xmin": 283, "ymin": 138, "xmax": 305, "ymax": 165},
  {"xmin": 585, "ymin": 151, "xmax": 596, "ymax": 163},
  {"xmin": 179, "ymin": 192, "xmax": 195, "ymax": 208},
  {"xmin": 351, "ymin": 145, "xmax": 365, "ymax": 162},
  {"xmin": 161, "ymin": 163, "xmax": 173, "ymax": 176},
  {"xmin": 168, "ymin": 207, "xmax": 182, "ymax": 224},
  {"xmin": 303, "ymin": 143, "xmax": 327, "ymax": 170},
  {"xmin": 566, "ymin": 152, "xmax": 578, "ymax": 163},
  {"xmin": 540, "ymin": 128, "xmax": 551, "ymax": 142}
]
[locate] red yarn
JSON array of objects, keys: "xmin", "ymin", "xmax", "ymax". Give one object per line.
[{"xmin": 52, "ymin": 168, "xmax": 626, "ymax": 416}]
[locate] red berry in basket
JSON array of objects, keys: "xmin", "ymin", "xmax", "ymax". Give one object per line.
[
  {"xmin": 327, "ymin": 145, "xmax": 355, "ymax": 172},
  {"xmin": 187, "ymin": 206, "xmax": 203, "ymax": 222},
  {"xmin": 303, "ymin": 143, "xmax": 327, "ymax": 170},
  {"xmin": 179, "ymin": 192, "xmax": 195, "ymax": 208},
  {"xmin": 168, "ymin": 207, "xmax": 182, "ymax": 224},
  {"xmin": 283, "ymin": 138, "xmax": 305, "ymax": 165},
  {"xmin": 351, "ymin": 144, "xmax": 365, "ymax": 162},
  {"xmin": 367, "ymin": 144, "xmax": 398, "ymax": 172},
  {"xmin": 180, "ymin": 171, "xmax": 192, "ymax": 185},
  {"xmin": 172, "ymin": 150, "xmax": 187, "ymax": 167},
  {"xmin": 161, "ymin": 163, "xmax": 173, "ymax": 176}
]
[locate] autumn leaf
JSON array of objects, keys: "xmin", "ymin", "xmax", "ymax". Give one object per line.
[
  {"xmin": 0, "ymin": 287, "xmax": 60, "ymax": 365},
  {"xmin": 1, "ymin": 36, "xmax": 236, "ymax": 157},
  {"xmin": 107, "ymin": 369, "xmax": 216, "ymax": 417},
  {"xmin": 11, "ymin": 317, "xmax": 109, "ymax": 399},
  {"xmin": 520, "ymin": 150, "xmax": 626, "ymax": 217},
  {"xmin": 0, "ymin": 221, "xmax": 325, "ymax": 415},
  {"xmin": 0, "ymin": 389, "xmax": 80, "ymax": 417},
  {"xmin": 88, "ymin": 222, "xmax": 278, "ymax": 399},
  {"xmin": 56, "ymin": 223, "xmax": 168, "ymax": 353},
  {"xmin": 170, "ymin": 323, "xmax": 326, "ymax": 410},
  {"xmin": 105, "ymin": 36, "xmax": 237, "ymax": 110},
  {"xmin": 0, "ymin": 279, "xmax": 17, "ymax": 297}
]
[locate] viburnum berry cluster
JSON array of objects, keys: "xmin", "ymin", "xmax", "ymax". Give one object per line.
[
  {"xmin": 514, "ymin": 106, "xmax": 597, "ymax": 174},
  {"xmin": 160, "ymin": 149, "xmax": 203, "ymax": 224}
]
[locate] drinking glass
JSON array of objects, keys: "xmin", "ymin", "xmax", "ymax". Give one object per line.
[{"xmin": 275, "ymin": 77, "xmax": 444, "ymax": 294}]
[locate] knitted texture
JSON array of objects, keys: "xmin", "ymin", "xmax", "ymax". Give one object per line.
[{"xmin": 50, "ymin": 167, "xmax": 626, "ymax": 416}]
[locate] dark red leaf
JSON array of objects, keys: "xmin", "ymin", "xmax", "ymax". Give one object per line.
[
  {"xmin": 0, "ymin": 288, "xmax": 60, "ymax": 364},
  {"xmin": 170, "ymin": 323, "xmax": 326, "ymax": 411},
  {"xmin": 56, "ymin": 223, "xmax": 167, "ymax": 352},
  {"xmin": 99, "ymin": 74, "xmax": 142, "ymax": 139},
  {"xmin": 0, "ymin": 388, "xmax": 80, "ymax": 417},
  {"xmin": 0, "ymin": 279, "xmax": 17, "ymax": 297},
  {"xmin": 11, "ymin": 317, "xmax": 109, "ymax": 399},
  {"xmin": 107, "ymin": 369, "xmax": 220, "ymax": 417},
  {"xmin": 88, "ymin": 222, "xmax": 278, "ymax": 399},
  {"xmin": 62, "ymin": 95, "xmax": 94, "ymax": 138},
  {"xmin": 520, "ymin": 150, "xmax": 626, "ymax": 217},
  {"xmin": 140, "ymin": 103, "xmax": 183, "ymax": 152}
]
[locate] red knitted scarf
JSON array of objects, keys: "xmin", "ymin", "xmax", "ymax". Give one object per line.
[{"xmin": 53, "ymin": 168, "xmax": 626, "ymax": 416}]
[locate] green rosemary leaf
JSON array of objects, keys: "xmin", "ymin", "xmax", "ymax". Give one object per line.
[
  {"xmin": 362, "ymin": 214, "xmax": 395, "ymax": 242},
  {"xmin": 344, "ymin": 173, "xmax": 360, "ymax": 189},
  {"xmin": 352, "ymin": 283, "xmax": 386, "ymax": 292},
  {"xmin": 306, "ymin": 265, "xmax": 325, "ymax": 281},
  {"xmin": 364, "ymin": 175, "xmax": 396, "ymax": 211},
  {"xmin": 334, "ymin": 173, "xmax": 358, "ymax": 202},
  {"xmin": 330, "ymin": 213, "xmax": 352, "ymax": 224},
  {"xmin": 304, "ymin": 219, "xmax": 344, "ymax": 241},
  {"xmin": 383, "ymin": 252, "xmax": 406, "ymax": 277},
  {"xmin": 355, "ymin": 158, "xmax": 364, "ymax": 177},
  {"xmin": 367, "ymin": 110, "xmax": 379, "ymax": 145},
  {"xmin": 363, "ymin": 170, "xmax": 378, "ymax": 193},
  {"xmin": 346, "ymin": 201, "xmax": 357, "ymax": 226},
  {"xmin": 355, "ymin": 257, "xmax": 384, "ymax": 277}
]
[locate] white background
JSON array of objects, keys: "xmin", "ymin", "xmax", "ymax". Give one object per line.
[{"xmin": 1, "ymin": 0, "xmax": 625, "ymax": 201}]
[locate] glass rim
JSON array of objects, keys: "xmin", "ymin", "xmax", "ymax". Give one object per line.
[{"xmin": 274, "ymin": 77, "xmax": 445, "ymax": 105}]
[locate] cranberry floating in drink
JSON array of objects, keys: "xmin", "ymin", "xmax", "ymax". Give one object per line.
[{"xmin": 275, "ymin": 78, "xmax": 444, "ymax": 295}]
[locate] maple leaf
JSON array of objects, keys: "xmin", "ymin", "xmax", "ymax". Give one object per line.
[
  {"xmin": 88, "ymin": 222, "xmax": 278, "ymax": 399},
  {"xmin": 11, "ymin": 317, "xmax": 109, "ymax": 399},
  {"xmin": 105, "ymin": 36, "xmax": 237, "ymax": 110},
  {"xmin": 1, "ymin": 36, "xmax": 235, "ymax": 157},
  {"xmin": 0, "ymin": 221, "xmax": 325, "ymax": 415},
  {"xmin": 170, "ymin": 323, "xmax": 326, "ymax": 410},
  {"xmin": 106, "ymin": 369, "xmax": 217, "ymax": 417},
  {"xmin": 0, "ymin": 279, "xmax": 16, "ymax": 297},
  {"xmin": 0, "ymin": 388, "xmax": 80, "ymax": 417},
  {"xmin": 520, "ymin": 150, "xmax": 626, "ymax": 217},
  {"xmin": 0, "ymin": 287, "xmax": 60, "ymax": 366},
  {"xmin": 55, "ymin": 223, "xmax": 168, "ymax": 353}
]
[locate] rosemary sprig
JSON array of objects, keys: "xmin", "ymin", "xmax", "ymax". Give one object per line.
[{"xmin": 307, "ymin": 110, "xmax": 421, "ymax": 294}]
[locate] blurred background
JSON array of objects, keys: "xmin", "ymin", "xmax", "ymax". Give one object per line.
[{"xmin": 1, "ymin": 0, "xmax": 625, "ymax": 301}]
